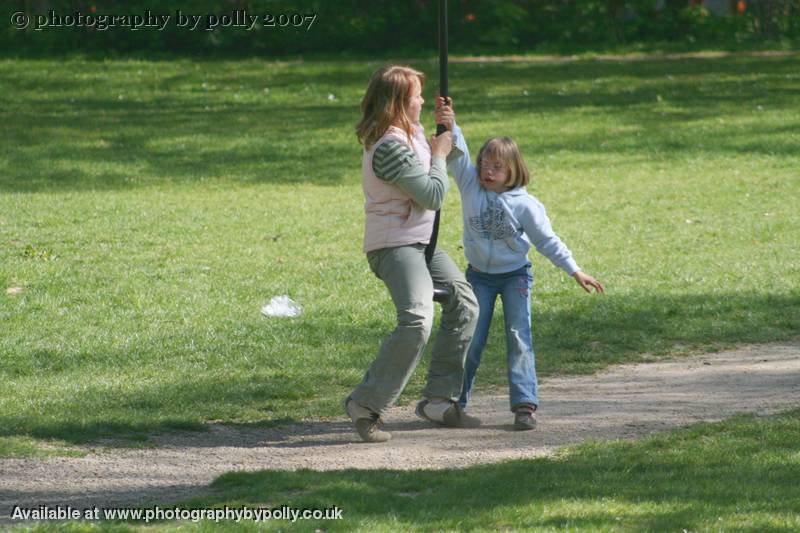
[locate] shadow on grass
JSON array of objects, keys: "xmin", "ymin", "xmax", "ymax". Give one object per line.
[
  {"xmin": 168, "ymin": 412, "xmax": 800, "ymax": 530},
  {"xmin": 1, "ymin": 54, "xmax": 798, "ymax": 192},
  {"xmin": 1, "ymin": 101, "xmax": 361, "ymax": 192}
]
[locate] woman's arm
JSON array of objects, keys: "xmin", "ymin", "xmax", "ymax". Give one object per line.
[{"xmin": 372, "ymin": 136, "xmax": 452, "ymax": 210}]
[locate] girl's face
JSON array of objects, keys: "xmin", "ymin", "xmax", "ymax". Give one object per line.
[
  {"xmin": 479, "ymin": 158, "xmax": 510, "ymax": 193},
  {"xmin": 406, "ymin": 78, "xmax": 424, "ymax": 124}
]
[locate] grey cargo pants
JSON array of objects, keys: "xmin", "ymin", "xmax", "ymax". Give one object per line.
[{"xmin": 350, "ymin": 244, "xmax": 479, "ymax": 416}]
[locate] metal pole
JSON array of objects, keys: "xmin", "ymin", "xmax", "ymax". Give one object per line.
[
  {"xmin": 426, "ymin": 0, "xmax": 448, "ymax": 269},
  {"xmin": 436, "ymin": 0, "xmax": 448, "ymax": 135}
]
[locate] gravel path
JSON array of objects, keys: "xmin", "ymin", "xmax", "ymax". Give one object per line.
[{"xmin": 2, "ymin": 342, "xmax": 799, "ymax": 521}]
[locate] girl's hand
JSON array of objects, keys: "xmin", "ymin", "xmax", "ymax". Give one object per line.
[
  {"xmin": 430, "ymin": 131, "xmax": 453, "ymax": 158},
  {"xmin": 572, "ymin": 271, "xmax": 604, "ymax": 294},
  {"xmin": 435, "ymin": 96, "xmax": 453, "ymax": 110},
  {"xmin": 435, "ymin": 96, "xmax": 455, "ymax": 131}
]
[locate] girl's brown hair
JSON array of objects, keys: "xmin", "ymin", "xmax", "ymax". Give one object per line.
[
  {"xmin": 356, "ymin": 65, "xmax": 425, "ymax": 149},
  {"xmin": 476, "ymin": 137, "xmax": 531, "ymax": 189}
]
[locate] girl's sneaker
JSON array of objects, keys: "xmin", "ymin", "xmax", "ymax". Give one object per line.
[{"xmin": 513, "ymin": 405, "xmax": 537, "ymax": 431}]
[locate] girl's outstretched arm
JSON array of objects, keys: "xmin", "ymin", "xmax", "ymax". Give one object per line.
[{"xmin": 518, "ymin": 197, "xmax": 580, "ymax": 275}]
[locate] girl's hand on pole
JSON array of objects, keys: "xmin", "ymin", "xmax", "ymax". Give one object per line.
[
  {"xmin": 435, "ymin": 95, "xmax": 453, "ymax": 109},
  {"xmin": 435, "ymin": 96, "xmax": 455, "ymax": 131},
  {"xmin": 430, "ymin": 131, "xmax": 453, "ymax": 158},
  {"xmin": 572, "ymin": 271, "xmax": 605, "ymax": 294},
  {"xmin": 435, "ymin": 106, "xmax": 455, "ymax": 131}
]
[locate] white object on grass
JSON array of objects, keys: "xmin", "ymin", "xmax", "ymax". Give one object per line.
[{"xmin": 261, "ymin": 296, "xmax": 302, "ymax": 318}]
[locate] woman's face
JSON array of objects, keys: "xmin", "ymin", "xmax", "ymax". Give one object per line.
[{"xmin": 406, "ymin": 77, "xmax": 424, "ymax": 124}]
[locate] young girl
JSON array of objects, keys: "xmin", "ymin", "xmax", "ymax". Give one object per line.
[
  {"xmin": 436, "ymin": 97, "xmax": 604, "ymax": 431},
  {"xmin": 344, "ymin": 66, "xmax": 481, "ymax": 443}
]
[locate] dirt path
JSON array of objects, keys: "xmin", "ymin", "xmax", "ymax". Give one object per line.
[{"xmin": 2, "ymin": 342, "xmax": 799, "ymax": 520}]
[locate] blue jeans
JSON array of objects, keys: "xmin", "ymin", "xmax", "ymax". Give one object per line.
[{"xmin": 459, "ymin": 263, "xmax": 538, "ymax": 411}]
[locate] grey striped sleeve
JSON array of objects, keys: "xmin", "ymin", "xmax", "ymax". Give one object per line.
[
  {"xmin": 372, "ymin": 140, "xmax": 419, "ymax": 183},
  {"xmin": 372, "ymin": 140, "xmax": 449, "ymax": 211}
]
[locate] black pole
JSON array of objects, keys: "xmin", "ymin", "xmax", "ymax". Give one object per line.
[
  {"xmin": 426, "ymin": 0, "xmax": 447, "ymax": 269},
  {"xmin": 436, "ymin": 0, "xmax": 449, "ymax": 135}
]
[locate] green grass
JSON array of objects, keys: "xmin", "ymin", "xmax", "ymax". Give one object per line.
[
  {"xmin": 14, "ymin": 410, "xmax": 800, "ymax": 532},
  {"xmin": 1, "ymin": 53, "xmax": 799, "ymax": 455},
  {"xmin": 0, "ymin": 435, "xmax": 85, "ymax": 459}
]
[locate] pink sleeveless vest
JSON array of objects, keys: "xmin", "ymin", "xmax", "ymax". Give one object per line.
[{"xmin": 362, "ymin": 124, "xmax": 435, "ymax": 253}]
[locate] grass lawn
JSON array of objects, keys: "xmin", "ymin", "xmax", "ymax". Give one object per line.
[{"xmin": 1, "ymin": 52, "xmax": 799, "ymax": 459}]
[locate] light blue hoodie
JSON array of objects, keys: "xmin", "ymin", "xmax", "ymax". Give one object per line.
[{"xmin": 447, "ymin": 122, "xmax": 580, "ymax": 276}]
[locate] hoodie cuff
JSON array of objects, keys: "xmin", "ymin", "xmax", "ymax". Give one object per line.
[{"xmin": 564, "ymin": 260, "xmax": 581, "ymax": 277}]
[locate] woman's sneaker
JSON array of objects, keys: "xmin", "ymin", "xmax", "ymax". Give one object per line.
[
  {"xmin": 513, "ymin": 406, "xmax": 537, "ymax": 431},
  {"xmin": 345, "ymin": 397, "xmax": 391, "ymax": 443},
  {"xmin": 416, "ymin": 399, "xmax": 481, "ymax": 428}
]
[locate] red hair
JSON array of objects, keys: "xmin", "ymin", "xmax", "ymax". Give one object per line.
[{"xmin": 356, "ymin": 65, "xmax": 425, "ymax": 149}]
